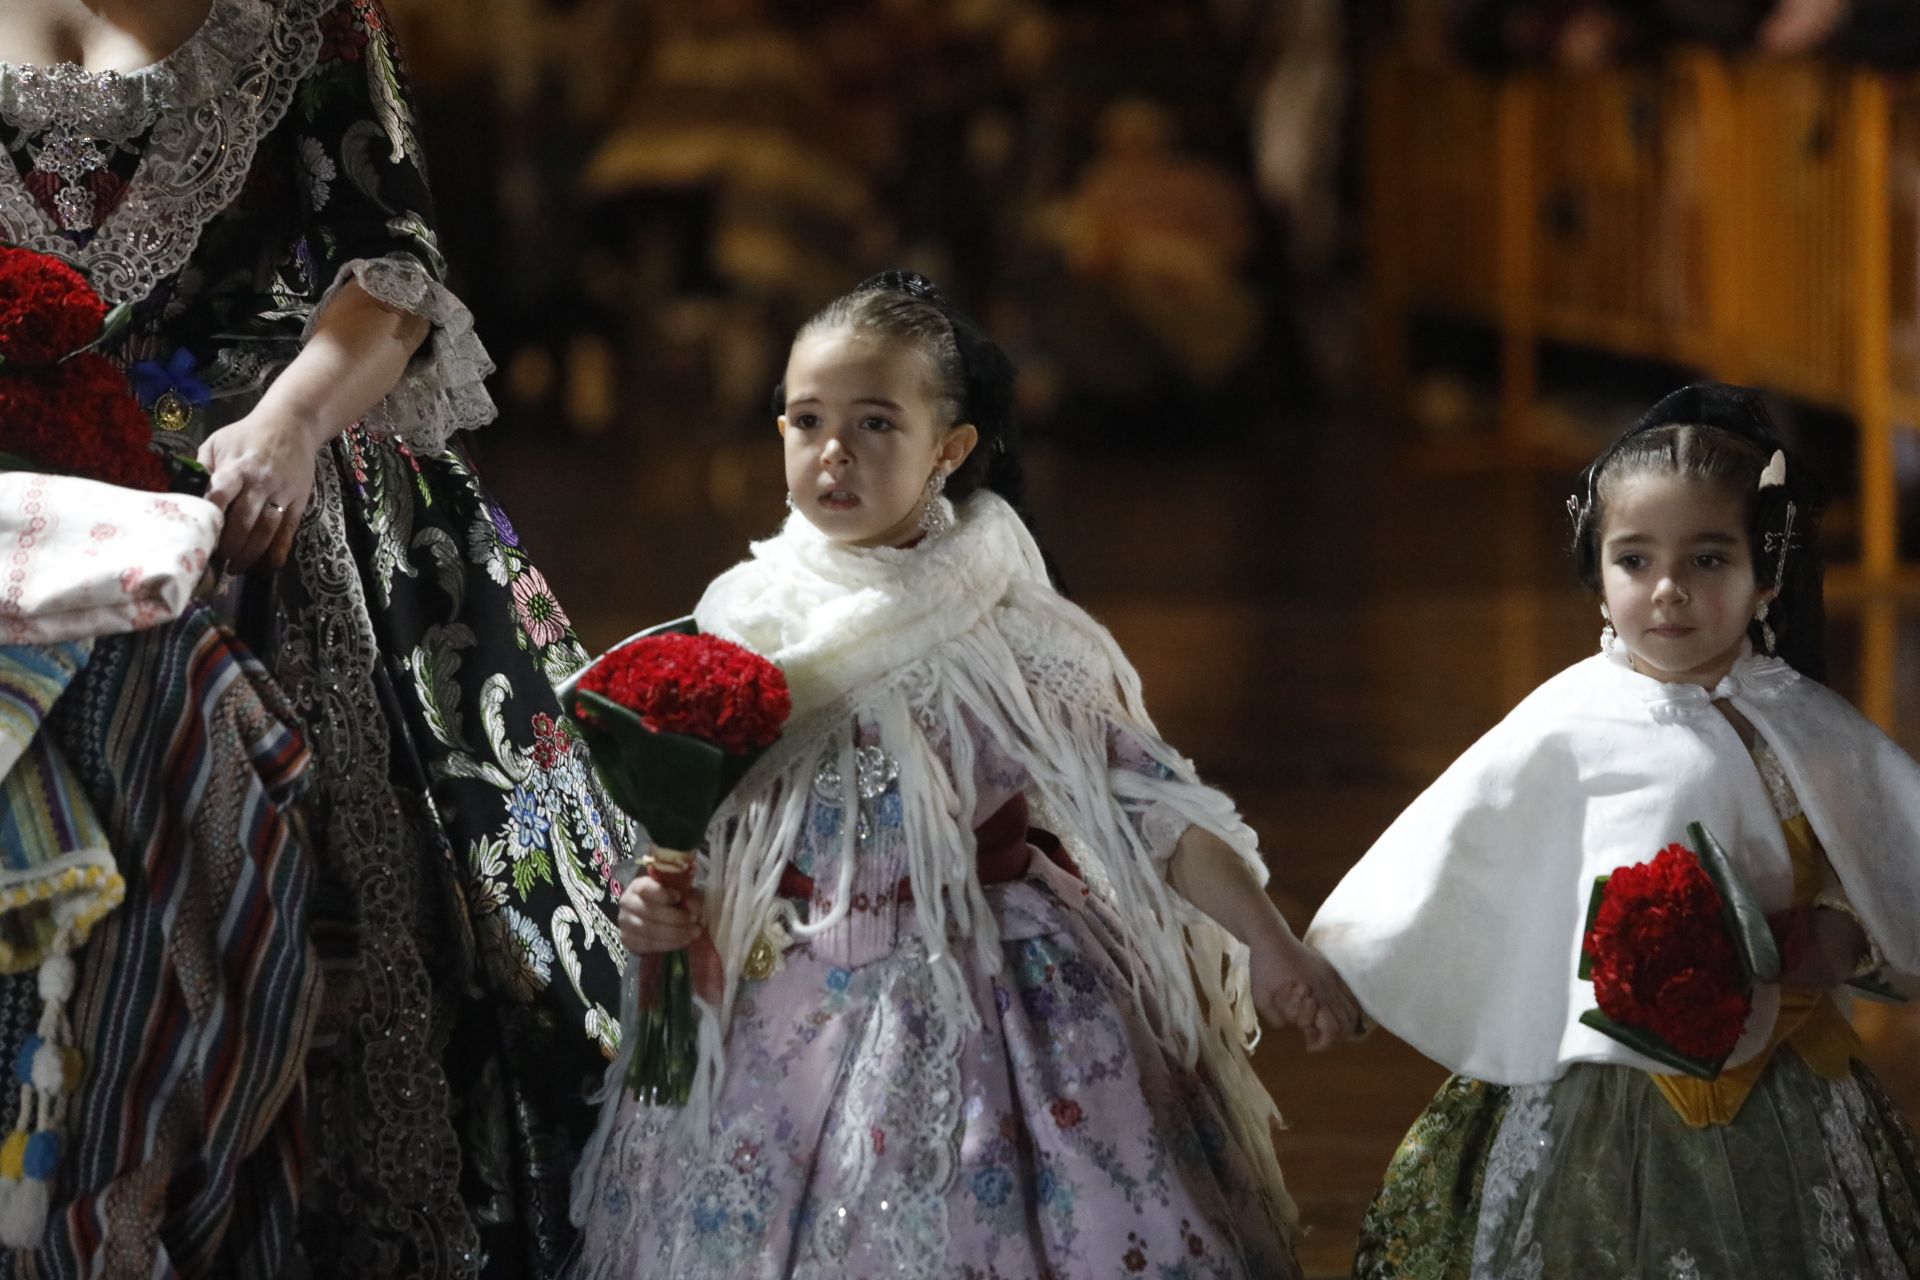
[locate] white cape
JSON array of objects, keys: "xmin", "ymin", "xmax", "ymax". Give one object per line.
[{"xmin": 1306, "ymin": 648, "xmax": 1920, "ymax": 1085}]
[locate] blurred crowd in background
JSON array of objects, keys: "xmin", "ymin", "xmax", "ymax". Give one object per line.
[{"xmin": 377, "ymin": 0, "xmax": 1920, "ymax": 484}]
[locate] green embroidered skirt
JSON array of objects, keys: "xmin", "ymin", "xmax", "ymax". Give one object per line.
[{"xmin": 1353, "ymin": 1051, "xmax": 1920, "ymax": 1279}]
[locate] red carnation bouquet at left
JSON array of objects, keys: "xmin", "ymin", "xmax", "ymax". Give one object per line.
[
  {"xmin": 1579, "ymin": 822, "xmax": 1780, "ymax": 1078},
  {"xmin": 559, "ymin": 619, "xmax": 790, "ymax": 1105},
  {"xmin": 0, "ymin": 245, "xmax": 168, "ymax": 493}
]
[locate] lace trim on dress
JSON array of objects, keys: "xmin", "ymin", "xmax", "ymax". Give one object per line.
[
  {"xmin": 0, "ymin": 0, "xmax": 330, "ymax": 303},
  {"xmin": 1751, "ymin": 740, "xmax": 1803, "ymax": 823},
  {"xmin": 1811, "ymin": 1071, "xmax": 1908, "ymax": 1278},
  {"xmin": 0, "ymin": 0, "xmax": 273, "ymax": 120},
  {"xmin": 309, "ymin": 256, "xmax": 498, "ymax": 451},
  {"xmin": 802, "ymin": 942, "xmax": 961, "ymax": 1272},
  {"xmin": 274, "ymin": 454, "xmax": 481, "ymax": 1277},
  {"xmin": 1471, "ymin": 1084, "xmax": 1552, "ymax": 1280}
]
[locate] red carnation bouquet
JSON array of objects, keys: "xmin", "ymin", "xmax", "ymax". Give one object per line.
[
  {"xmin": 1579, "ymin": 822, "xmax": 1781, "ymax": 1078},
  {"xmin": 560, "ymin": 618, "xmax": 790, "ymax": 1105},
  {"xmin": 0, "ymin": 245, "xmax": 167, "ymax": 493}
]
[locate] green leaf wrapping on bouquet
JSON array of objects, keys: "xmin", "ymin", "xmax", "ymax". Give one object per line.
[
  {"xmin": 1576, "ymin": 1009, "xmax": 1726, "ymax": 1080},
  {"xmin": 1577, "ymin": 874, "xmax": 1611, "ymax": 981},
  {"xmin": 1847, "ymin": 972, "xmax": 1914, "ymax": 1004},
  {"xmin": 1687, "ymin": 821, "xmax": 1782, "ymax": 985},
  {"xmin": 568, "ymin": 690, "xmax": 733, "ymax": 850},
  {"xmin": 70, "ymin": 300, "xmax": 133, "ymax": 357}
]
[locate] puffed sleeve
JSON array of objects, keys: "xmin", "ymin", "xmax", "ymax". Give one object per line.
[{"xmin": 289, "ymin": 0, "xmax": 494, "ymax": 451}]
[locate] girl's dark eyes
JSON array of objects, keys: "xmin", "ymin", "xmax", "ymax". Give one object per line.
[
  {"xmin": 1612, "ymin": 552, "xmax": 1733, "ymax": 570},
  {"xmin": 787, "ymin": 414, "xmax": 894, "ymax": 431}
]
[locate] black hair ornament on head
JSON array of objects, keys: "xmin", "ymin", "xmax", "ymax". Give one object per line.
[
  {"xmin": 1567, "ymin": 382, "xmax": 1791, "ymax": 574},
  {"xmin": 852, "ymin": 270, "xmax": 1018, "ymax": 460},
  {"xmin": 1573, "ymin": 382, "xmax": 1784, "ymax": 515}
]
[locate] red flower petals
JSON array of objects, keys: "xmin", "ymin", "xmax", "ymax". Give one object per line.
[
  {"xmin": 0, "ymin": 247, "xmax": 169, "ymax": 493},
  {"xmin": 0, "ymin": 246, "xmax": 107, "ymax": 366},
  {"xmin": 577, "ymin": 632, "xmax": 789, "ymax": 755},
  {"xmin": 0, "ymin": 354, "xmax": 169, "ymax": 492},
  {"xmin": 1583, "ymin": 843, "xmax": 1750, "ymax": 1062}
]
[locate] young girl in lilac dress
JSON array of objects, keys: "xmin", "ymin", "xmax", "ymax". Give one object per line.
[{"xmin": 569, "ymin": 271, "xmax": 1356, "ymax": 1279}]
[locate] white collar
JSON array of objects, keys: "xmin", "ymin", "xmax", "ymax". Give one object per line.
[{"xmin": 1597, "ymin": 639, "xmax": 1800, "ymax": 717}]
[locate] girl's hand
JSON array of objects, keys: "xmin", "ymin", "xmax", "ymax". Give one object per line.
[
  {"xmin": 617, "ymin": 874, "xmax": 705, "ymax": 956},
  {"xmin": 1770, "ymin": 906, "xmax": 1868, "ymax": 989},
  {"xmin": 1248, "ymin": 928, "xmax": 1363, "ymax": 1052},
  {"xmin": 198, "ymin": 406, "xmax": 329, "ymax": 573}
]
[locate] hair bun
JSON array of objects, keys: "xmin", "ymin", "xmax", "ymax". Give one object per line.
[{"xmin": 857, "ymin": 270, "xmax": 950, "ymax": 307}]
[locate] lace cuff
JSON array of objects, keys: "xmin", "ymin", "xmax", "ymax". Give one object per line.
[{"xmin": 306, "ymin": 256, "xmax": 497, "ymax": 452}]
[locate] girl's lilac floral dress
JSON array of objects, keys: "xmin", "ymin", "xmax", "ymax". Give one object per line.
[{"xmin": 575, "ymin": 724, "xmax": 1300, "ymax": 1280}]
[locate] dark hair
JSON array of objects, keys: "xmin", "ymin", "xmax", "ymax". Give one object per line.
[
  {"xmin": 1567, "ymin": 384, "xmax": 1829, "ymax": 680},
  {"xmin": 777, "ymin": 272, "xmax": 1063, "ymax": 584}
]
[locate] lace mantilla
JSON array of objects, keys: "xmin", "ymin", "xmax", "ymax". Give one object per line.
[
  {"xmin": 0, "ymin": 0, "xmax": 329, "ymax": 303},
  {"xmin": 311, "ymin": 257, "xmax": 499, "ymax": 448}
]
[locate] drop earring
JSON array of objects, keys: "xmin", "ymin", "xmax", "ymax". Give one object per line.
[
  {"xmin": 918, "ymin": 468, "xmax": 954, "ymax": 538},
  {"xmin": 1755, "ymin": 600, "xmax": 1776, "ymax": 656},
  {"xmin": 1600, "ymin": 603, "xmax": 1617, "ymax": 655}
]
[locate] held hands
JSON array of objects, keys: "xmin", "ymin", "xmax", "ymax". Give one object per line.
[
  {"xmin": 1247, "ymin": 926, "xmax": 1364, "ymax": 1053},
  {"xmin": 198, "ymin": 405, "xmax": 329, "ymax": 572}
]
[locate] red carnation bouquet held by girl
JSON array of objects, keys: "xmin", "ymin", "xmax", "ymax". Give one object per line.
[
  {"xmin": 560, "ymin": 619, "xmax": 790, "ymax": 1105},
  {"xmin": 1579, "ymin": 822, "xmax": 1781, "ymax": 1079},
  {"xmin": 0, "ymin": 245, "xmax": 168, "ymax": 493}
]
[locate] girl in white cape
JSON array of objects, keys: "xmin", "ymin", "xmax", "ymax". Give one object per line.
[
  {"xmin": 1308, "ymin": 383, "xmax": 1920, "ymax": 1280},
  {"xmin": 569, "ymin": 272, "xmax": 1356, "ymax": 1279}
]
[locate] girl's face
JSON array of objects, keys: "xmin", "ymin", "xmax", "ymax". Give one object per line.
[
  {"xmin": 1598, "ymin": 472, "xmax": 1774, "ymax": 689},
  {"xmin": 779, "ymin": 328, "xmax": 978, "ymax": 547}
]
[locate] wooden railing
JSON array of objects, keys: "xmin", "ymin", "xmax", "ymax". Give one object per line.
[{"xmin": 1367, "ymin": 52, "xmax": 1919, "ymax": 587}]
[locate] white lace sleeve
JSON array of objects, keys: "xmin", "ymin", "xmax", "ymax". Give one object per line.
[
  {"xmin": 305, "ymin": 255, "xmax": 497, "ymax": 452},
  {"xmin": 997, "ymin": 596, "xmax": 1265, "ymax": 877}
]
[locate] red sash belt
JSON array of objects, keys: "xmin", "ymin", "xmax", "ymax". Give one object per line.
[{"xmin": 776, "ymin": 792, "xmax": 1079, "ymax": 906}]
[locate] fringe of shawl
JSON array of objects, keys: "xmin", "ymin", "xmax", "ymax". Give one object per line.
[{"xmin": 574, "ymin": 584, "xmax": 1297, "ymax": 1232}]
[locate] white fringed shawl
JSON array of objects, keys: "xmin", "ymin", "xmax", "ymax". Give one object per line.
[{"xmin": 574, "ymin": 492, "xmax": 1295, "ymax": 1229}]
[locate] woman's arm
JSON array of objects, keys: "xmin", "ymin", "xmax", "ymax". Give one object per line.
[
  {"xmin": 198, "ymin": 282, "xmax": 431, "ymax": 572},
  {"xmin": 1169, "ymin": 824, "xmax": 1363, "ymax": 1050}
]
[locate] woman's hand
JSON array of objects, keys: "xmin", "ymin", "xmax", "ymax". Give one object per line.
[
  {"xmin": 198, "ymin": 406, "xmax": 328, "ymax": 572},
  {"xmin": 195, "ymin": 278, "xmax": 433, "ymax": 573},
  {"xmin": 1248, "ymin": 927, "xmax": 1363, "ymax": 1052},
  {"xmin": 616, "ymin": 873, "xmax": 706, "ymax": 957}
]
